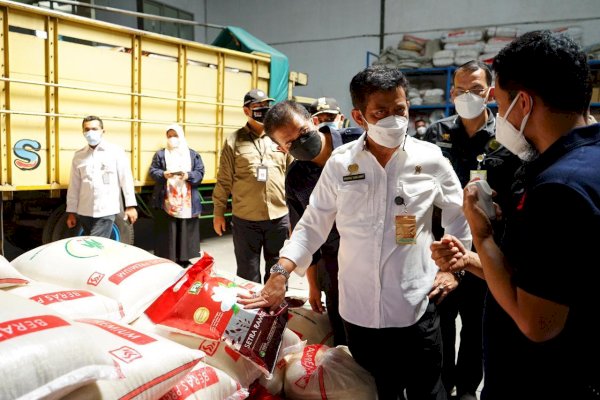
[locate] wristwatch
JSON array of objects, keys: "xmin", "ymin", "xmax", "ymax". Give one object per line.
[{"xmin": 270, "ymin": 263, "xmax": 290, "ymax": 281}]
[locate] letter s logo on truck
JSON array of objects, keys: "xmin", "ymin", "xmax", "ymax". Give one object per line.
[{"xmin": 13, "ymin": 139, "xmax": 41, "ymax": 170}]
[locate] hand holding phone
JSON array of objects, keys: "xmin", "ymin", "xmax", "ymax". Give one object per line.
[{"xmin": 466, "ymin": 180, "xmax": 495, "ymax": 220}]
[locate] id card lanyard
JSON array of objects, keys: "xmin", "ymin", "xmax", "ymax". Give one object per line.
[
  {"xmin": 250, "ymin": 134, "xmax": 268, "ymax": 182},
  {"xmin": 395, "ymin": 176, "xmax": 417, "ymax": 245},
  {"xmin": 470, "ymin": 153, "xmax": 487, "ymax": 181}
]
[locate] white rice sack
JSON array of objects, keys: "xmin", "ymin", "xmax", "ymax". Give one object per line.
[
  {"xmin": 6, "ymin": 280, "xmax": 124, "ymax": 321},
  {"xmin": 0, "ymin": 254, "xmax": 29, "ymax": 287},
  {"xmin": 284, "ymin": 344, "xmax": 377, "ymax": 400},
  {"xmin": 159, "ymin": 361, "xmax": 248, "ymax": 400},
  {"xmin": 444, "ymin": 41, "xmax": 485, "ymax": 53},
  {"xmin": 258, "ymin": 329, "xmax": 305, "ymax": 396},
  {"xmin": 287, "ymin": 301, "xmax": 334, "ymax": 347},
  {"xmin": 433, "ymin": 57, "xmax": 454, "ymax": 67},
  {"xmin": 131, "ymin": 313, "xmax": 262, "ymax": 389},
  {"xmin": 0, "ymin": 291, "xmax": 119, "ymax": 400},
  {"xmin": 442, "ymin": 29, "xmax": 484, "ymax": 43},
  {"xmin": 10, "ymin": 237, "xmax": 184, "ymax": 322},
  {"xmin": 63, "ymin": 318, "xmax": 205, "ymax": 400}
]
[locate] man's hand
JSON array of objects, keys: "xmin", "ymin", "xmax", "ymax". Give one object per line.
[
  {"xmin": 66, "ymin": 213, "xmax": 77, "ymax": 228},
  {"xmin": 164, "ymin": 171, "xmax": 174, "ymax": 179},
  {"xmin": 124, "ymin": 207, "xmax": 138, "ymax": 224},
  {"xmin": 463, "ymin": 184, "xmax": 496, "ymax": 241},
  {"xmin": 238, "ymin": 273, "xmax": 288, "ymax": 313},
  {"xmin": 430, "ymin": 234, "xmax": 469, "ymax": 272},
  {"xmin": 213, "ymin": 216, "xmax": 226, "ymax": 236},
  {"xmin": 428, "ymin": 270, "xmax": 459, "ymax": 304}
]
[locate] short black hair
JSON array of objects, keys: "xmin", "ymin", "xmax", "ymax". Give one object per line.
[
  {"xmin": 453, "ymin": 60, "xmax": 493, "ymax": 86},
  {"xmin": 82, "ymin": 115, "xmax": 104, "ymax": 129},
  {"xmin": 263, "ymin": 100, "xmax": 310, "ymax": 140},
  {"xmin": 493, "ymin": 30, "xmax": 591, "ymax": 114},
  {"xmin": 350, "ymin": 65, "xmax": 409, "ymax": 113}
]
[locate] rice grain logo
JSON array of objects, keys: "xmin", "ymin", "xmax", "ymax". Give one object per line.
[
  {"xmin": 109, "ymin": 346, "xmax": 142, "ymax": 363},
  {"xmin": 87, "ymin": 272, "xmax": 105, "ymax": 286},
  {"xmin": 65, "ymin": 238, "xmax": 105, "ymax": 259}
]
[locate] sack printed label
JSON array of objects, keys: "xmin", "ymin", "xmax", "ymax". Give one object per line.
[
  {"xmin": 161, "ymin": 366, "xmax": 219, "ymax": 399},
  {"xmin": 77, "ymin": 318, "xmax": 156, "ymax": 345},
  {"xmin": 31, "ymin": 290, "xmax": 94, "ymax": 305},
  {"xmin": 65, "ymin": 237, "xmax": 105, "ymax": 259},
  {"xmin": 109, "ymin": 346, "xmax": 143, "ymax": 364},
  {"xmin": 109, "ymin": 259, "xmax": 167, "ymax": 284},
  {"xmin": 295, "ymin": 345, "xmax": 319, "ymax": 389},
  {"xmin": 0, "ymin": 315, "xmax": 69, "ymax": 342},
  {"xmin": 87, "ymin": 272, "xmax": 105, "ymax": 286},
  {"xmin": 198, "ymin": 339, "xmax": 219, "ymax": 356}
]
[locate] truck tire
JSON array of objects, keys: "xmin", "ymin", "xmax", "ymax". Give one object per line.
[
  {"xmin": 51, "ymin": 213, "xmax": 135, "ymax": 245},
  {"xmin": 42, "ymin": 204, "xmax": 66, "ymax": 244}
]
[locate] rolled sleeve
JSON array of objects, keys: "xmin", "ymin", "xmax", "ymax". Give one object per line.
[{"xmin": 436, "ymin": 167, "xmax": 472, "ymax": 249}]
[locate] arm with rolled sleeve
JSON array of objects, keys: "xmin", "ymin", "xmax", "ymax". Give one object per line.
[
  {"xmin": 435, "ymin": 160, "xmax": 472, "ymax": 250},
  {"xmin": 279, "ymin": 160, "xmax": 339, "ymax": 276}
]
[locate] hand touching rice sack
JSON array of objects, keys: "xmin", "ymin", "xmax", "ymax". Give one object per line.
[
  {"xmin": 10, "ymin": 237, "xmax": 184, "ymax": 322},
  {"xmin": 145, "ymin": 256, "xmax": 288, "ymax": 377}
]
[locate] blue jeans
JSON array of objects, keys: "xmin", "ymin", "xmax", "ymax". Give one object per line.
[{"xmin": 78, "ymin": 214, "xmax": 116, "ymax": 238}]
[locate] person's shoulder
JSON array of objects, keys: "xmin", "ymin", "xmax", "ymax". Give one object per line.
[
  {"xmin": 331, "ymin": 136, "xmax": 363, "ymax": 159},
  {"xmin": 338, "ymin": 126, "xmax": 365, "ymax": 144},
  {"xmin": 407, "ymin": 135, "xmax": 443, "ymax": 154}
]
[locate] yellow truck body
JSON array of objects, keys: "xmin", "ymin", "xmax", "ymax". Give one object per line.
[{"xmin": 0, "ymin": 0, "xmax": 303, "ymax": 249}]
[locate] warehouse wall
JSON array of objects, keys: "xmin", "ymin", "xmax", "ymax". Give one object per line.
[{"xmin": 91, "ymin": 0, "xmax": 600, "ymax": 120}]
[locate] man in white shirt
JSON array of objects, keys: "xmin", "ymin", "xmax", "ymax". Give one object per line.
[
  {"xmin": 241, "ymin": 65, "xmax": 471, "ymax": 399},
  {"xmin": 66, "ymin": 116, "xmax": 138, "ymax": 238}
]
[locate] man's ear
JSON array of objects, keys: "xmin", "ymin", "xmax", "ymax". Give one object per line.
[
  {"xmin": 488, "ymin": 87, "xmax": 495, "ymax": 103},
  {"xmin": 312, "ymin": 116, "xmax": 319, "ymax": 126},
  {"xmin": 243, "ymin": 106, "xmax": 251, "ymax": 118},
  {"xmin": 351, "ymin": 109, "xmax": 367, "ymax": 129}
]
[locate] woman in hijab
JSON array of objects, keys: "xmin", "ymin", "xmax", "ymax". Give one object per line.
[{"xmin": 149, "ymin": 124, "xmax": 205, "ymax": 266}]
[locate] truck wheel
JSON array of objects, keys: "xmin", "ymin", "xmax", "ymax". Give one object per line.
[
  {"xmin": 51, "ymin": 213, "xmax": 135, "ymax": 245},
  {"xmin": 42, "ymin": 205, "xmax": 66, "ymax": 244}
]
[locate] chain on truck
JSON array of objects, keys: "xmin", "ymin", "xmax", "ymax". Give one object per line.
[{"xmin": 0, "ymin": 0, "xmax": 308, "ymax": 255}]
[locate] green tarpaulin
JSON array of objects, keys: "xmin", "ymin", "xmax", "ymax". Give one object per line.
[{"xmin": 212, "ymin": 26, "xmax": 289, "ymax": 103}]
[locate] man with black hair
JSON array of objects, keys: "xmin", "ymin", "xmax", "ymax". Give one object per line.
[
  {"xmin": 431, "ymin": 31, "xmax": 600, "ymax": 399},
  {"xmin": 212, "ymin": 89, "xmax": 293, "ymax": 283},
  {"xmin": 242, "ymin": 65, "xmax": 471, "ymax": 400},
  {"xmin": 424, "ymin": 61, "xmax": 520, "ymax": 400},
  {"xmin": 262, "ymin": 100, "xmax": 360, "ymax": 346}
]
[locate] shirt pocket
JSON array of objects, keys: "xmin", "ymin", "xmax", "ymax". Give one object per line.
[
  {"xmin": 336, "ymin": 182, "xmax": 370, "ymax": 225},
  {"xmin": 76, "ymin": 163, "xmax": 93, "ymax": 183},
  {"xmin": 235, "ymin": 143, "xmax": 261, "ymax": 176},
  {"xmin": 401, "ymin": 179, "xmax": 435, "ymax": 216}
]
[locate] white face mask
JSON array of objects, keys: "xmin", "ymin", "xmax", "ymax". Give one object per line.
[
  {"xmin": 167, "ymin": 137, "xmax": 180, "ymax": 148},
  {"xmin": 495, "ymin": 93, "xmax": 537, "ymax": 161},
  {"xmin": 454, "ymin": 90, "xmax": 489, "ymax": 120},
  {"xmin": 416, "ymin": 126, "xmax": 427, "ymax": 137},
  {"xmin": 84, "ymin": 129, "xmax": 102, "ymax": 146},
  {"xmin": 364, "ymin": 114, "xmax": 408, "ymax": 148}
]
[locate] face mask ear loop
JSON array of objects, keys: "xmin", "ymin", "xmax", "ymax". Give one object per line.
[{"xmin": 402, "ymin": 130, "xmax": 408, "ymax": 151}]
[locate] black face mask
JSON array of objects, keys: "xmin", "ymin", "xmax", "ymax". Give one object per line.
[
  {"xmin": 289, "ymin": 130, "xmax": 322, "ymax": 161},
  {"xmin": 251, "ymin": 107, "xmax": 270, "ymax": 123}
]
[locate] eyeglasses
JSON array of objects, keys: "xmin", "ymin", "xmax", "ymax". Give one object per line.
[{"xmin": 454, "ymin": 88, "xmax": 488, "ymax": 97}]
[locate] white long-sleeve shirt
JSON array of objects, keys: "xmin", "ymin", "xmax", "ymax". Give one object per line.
[
  {"xmin": 66, "ymin": 140, "xmax": 137, "ymax": 218},
  {"xmin": 280, "ymin": 133, "xmax": 472, "ymax": 328}
]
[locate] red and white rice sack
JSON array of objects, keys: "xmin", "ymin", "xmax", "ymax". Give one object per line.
[
  {"xmin": 63, "ymin": 318, "xmax": 204, "ymax": 400},
  {"xmin": 0, "ymin": 254, "xmax": 29, "ymax": 288},
  {"xmin": 6, "ymin": 280, "xmax": 124, "ymax": 321},
  {"xmin": 10, "ymin": 237, "xmax": 184, "ymax": 322},
  {"xmin": 0, "ymin": 291, "xmax": 119, "ymax": 400}
]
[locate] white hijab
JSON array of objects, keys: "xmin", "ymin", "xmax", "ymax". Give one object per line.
[{"xmin": 164, "ymin": 124, "xmax": 192, "ymax": 172}]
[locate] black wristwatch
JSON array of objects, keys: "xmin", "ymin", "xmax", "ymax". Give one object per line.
[{"xmin": 270, "ymin": 263, "xmax": 290, "ymax": 281}]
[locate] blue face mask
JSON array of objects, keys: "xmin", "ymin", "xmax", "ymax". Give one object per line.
[
  {"xmin": 84, "ymin": 129, "xmax": 103, "ymax": 146},
  {"xmin": 318, "ymin": 121, "xmax": 338, "ymax": 131}
]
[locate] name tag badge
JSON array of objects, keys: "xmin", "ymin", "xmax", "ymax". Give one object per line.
[
  {"xmin": 396, "ymin": 214, "xmax": 417, "ymax": 245},
  {"xmin": 257, "ymin": 165, "xmax": 268, "ymax": 182},
  {"xmin": 102, "ymin": 172, "xmax": 110, "ymax": 185},
  {"xmin": 343, "ymin": 173, "xmax": 365, "ymax": 182},
  {"xmin": 470, "ymin": 169, "xmax": 487, "ymax": 181}
]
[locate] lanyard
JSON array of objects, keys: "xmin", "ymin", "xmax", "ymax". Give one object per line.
[{"xmin": 250, "ymin": 133, "xmax": 265, "ymax": 164}]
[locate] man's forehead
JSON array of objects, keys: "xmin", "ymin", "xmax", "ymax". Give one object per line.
[{"xmin": 454, "ymin": 69, "xmax": 487, "ymax": 85}]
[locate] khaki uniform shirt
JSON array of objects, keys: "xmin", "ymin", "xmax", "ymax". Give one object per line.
[{"xmin": 213, "ymin": 124, "xmax": 292, "ymax": 221}]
